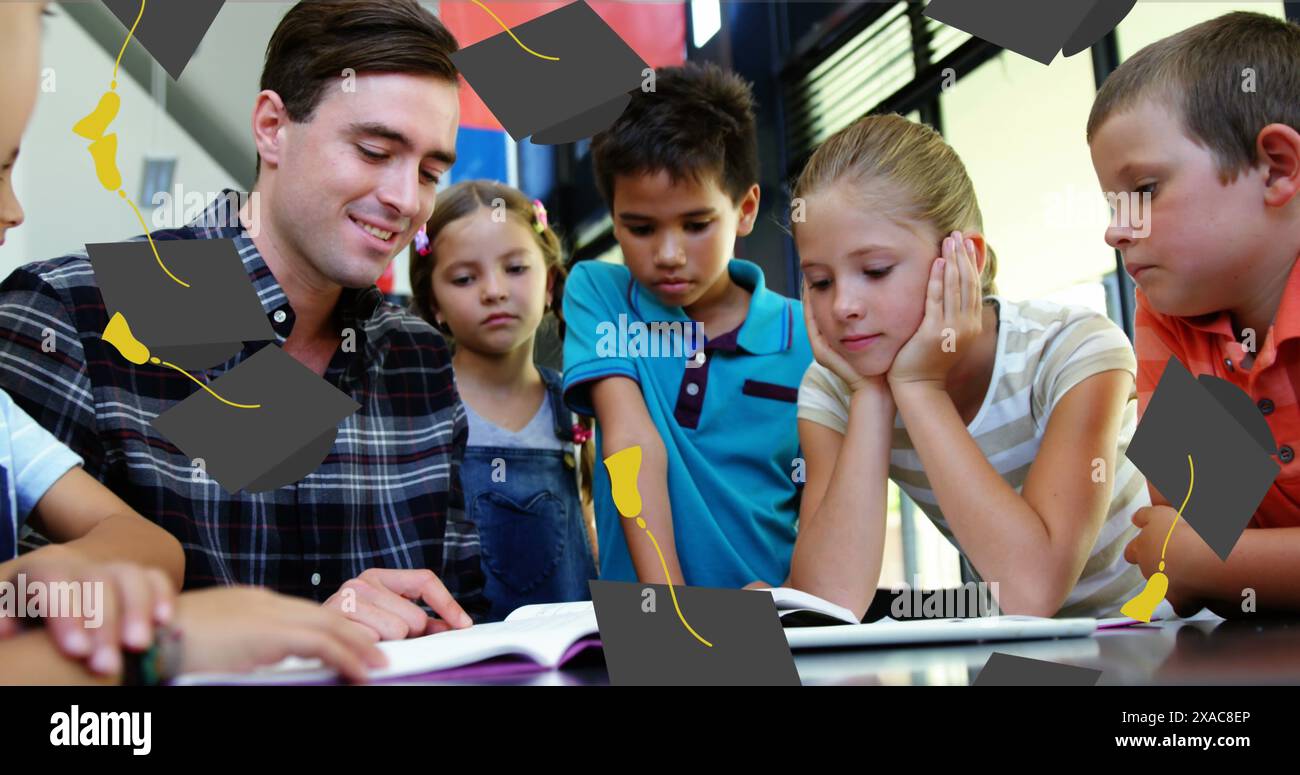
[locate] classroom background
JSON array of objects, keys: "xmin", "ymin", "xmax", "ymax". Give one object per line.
[{"xmin": 8, "ymin": 0, "xmax": 1298, "ymax": 603}]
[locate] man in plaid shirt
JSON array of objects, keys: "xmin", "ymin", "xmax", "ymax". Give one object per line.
[{"xmin": 0, "ymin": 0, "xmax": 488, "ymax": 638}]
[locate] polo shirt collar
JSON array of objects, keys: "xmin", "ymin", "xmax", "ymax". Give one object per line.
[
  {"xmin": 1269, "ymin": 254, "xmax": 1300, "ymax": 345},
  {"xmin": 628, "ymin": 258, "xmax": 792, "ymax": 355}
]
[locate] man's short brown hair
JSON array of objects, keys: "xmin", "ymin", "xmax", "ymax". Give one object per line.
[
  {"xmin": 256, "ymin": 0, "xmax": 459, "ymax": 175},
  {"xmin": 1087, "ymin": 11, "xmax": 1300, "ymax": 183},
  {"xmin": 262, "ymin": 0, "xmax": 458, "ymax": 121}
]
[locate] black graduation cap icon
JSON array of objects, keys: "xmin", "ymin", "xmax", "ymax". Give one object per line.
[
  {"xmin": 924, "ymin": 0, "xmax": 1137, "ymax": 65},
  {"xmin": 973, "ymin": 653, "xmax": 1102, "ymax": 686},
  {"xmin": 589, "ymin": 580, "xmax": 801, "ymax": 686},
  {"xmin": 151, "ymin": 345, "xmax": 360, "ymax": 494},
  {"xmin": 451, "ymin": 0, "xmax": 648, "ymax": 144},
  {"xmin": 88, "ymin": 239, "xmax": 275, "ymax": 371},
  {"xmin": 102, "ymin": 0, "xmax": 226, "ymax": 81},
  {"xmin": 1125, "ymin": 357, "xmax": 1280, "ymax": 561}
]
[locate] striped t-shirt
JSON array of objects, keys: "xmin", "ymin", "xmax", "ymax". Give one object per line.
[{"xmin": 797, "ymin": 296, "xmax": 1149, "ymax": 618}]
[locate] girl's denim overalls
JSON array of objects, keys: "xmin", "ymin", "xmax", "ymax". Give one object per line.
[{"xmin": 462, "ymin": 366, "xmax": 596, "ymax": 622}]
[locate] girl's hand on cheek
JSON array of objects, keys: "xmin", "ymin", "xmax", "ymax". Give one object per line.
[
  {"xmin": 802, "ymin": 279, "xmax": 887, "ymax": 396},
  {"xmin": 887, "ymin": 232, "xmax": 982, "ymax": 389}
]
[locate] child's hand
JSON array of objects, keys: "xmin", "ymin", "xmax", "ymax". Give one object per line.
[
  {"xmin": 888, "ymin": 232, "xmax": 982, "ymax": 389},
  {"xmin": 1124, "ymin": 505, "xmax": 1212, "ymax": 618},
  {"xmin": 802, "ymin": 279, "xmax": 887, "ymax": 396},
  {"xmin": 174, "ymin": 587, "xmax": 387, "ymax": 683},
  {"xmin": 0, "ymin": 549, "xmax": 174, "ymax": 676}
]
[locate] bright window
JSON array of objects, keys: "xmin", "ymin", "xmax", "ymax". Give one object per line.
[
  {"xmin": 941, "ymin": 50, "xmax": 1114, "ymax": 308},
  {"xmin": 1117, "ymin": 1, "xmax": 1287, "ymax": 58},
  {"xmin": 690, "ymin": 0, "xmax": 721, "ymax": 49}
]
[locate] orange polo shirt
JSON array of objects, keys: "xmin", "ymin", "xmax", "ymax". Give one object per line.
[{"xmin": 1134, "ymin": 257, "xmax": 1300, "ymax": 529}]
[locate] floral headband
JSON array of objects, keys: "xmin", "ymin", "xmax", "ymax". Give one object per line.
[
  {"xmin": 414, "ymin": 225, "xmax": 431, "ymax": 256},
  {"xmin": 532, "ymin": 199, "xmax": 549, "ymax": 234}
]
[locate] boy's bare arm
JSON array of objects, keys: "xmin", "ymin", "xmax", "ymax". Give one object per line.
[
  {"xmin": 590, "ymin": 376, "xmax": 685, "ymax": 585},
  {"xmin": 1171, "ymin": 522, "xmax": 1300, "ymax": 616},
  {"xmin": 1, "ymin": 467, "xmax": 185, "ymax": 589}
]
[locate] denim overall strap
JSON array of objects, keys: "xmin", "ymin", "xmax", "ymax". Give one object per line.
[{"xmin": 538, "ymin": 365, "xmax": 573, "ymax": 442}]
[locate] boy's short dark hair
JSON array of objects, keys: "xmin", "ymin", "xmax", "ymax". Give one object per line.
[
  {"xmin": 256, "ymin": 0, "xmax": 459, "ymax": 175},
  {"xmin": 591, "ymin": 62, "xmax": 759, "ymax": 206},
  {"xmin": 1087, "ymin": 11, "xmax": 1300, "ymax": 183}
]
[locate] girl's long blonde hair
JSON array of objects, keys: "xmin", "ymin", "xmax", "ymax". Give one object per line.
[{"xmin": 793, "ymin": 113, "xmax": 997, "ymax": 296}]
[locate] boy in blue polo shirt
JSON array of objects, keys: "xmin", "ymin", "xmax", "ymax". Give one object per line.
[{"xmin": 563, "ymin": 63, "xmax": 811, "ymax": 588}]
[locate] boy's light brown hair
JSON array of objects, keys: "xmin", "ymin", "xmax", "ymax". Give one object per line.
[{"xmin": 1087, "ymin": 11, "xmax": 1300, "ymax": 184}]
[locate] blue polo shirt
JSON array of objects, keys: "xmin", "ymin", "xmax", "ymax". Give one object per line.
[{"xmin": 563, "ymin": 258, "xmax": 811, "ymax": 588}]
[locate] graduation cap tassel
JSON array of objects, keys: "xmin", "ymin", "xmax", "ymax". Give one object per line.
[
  {"xmin": 469, "ymin": 0, "xmax": 560, "ymax": 61},
  {"xmin": 1121, "ymin": 454, "xmax": 1195, "ymax": 623},
  {"xmin": 122, "ymin": 195, "xmax": 190, "ymax": 287},
  {"xmin": 604, "ymin": 444, "xmax": 643, "ymax": 520},
  {"xmin": 102, "ymin": 312, "xmax": 260, "ymax": 409},
  {"xmin": 603, "ymin": 446, "xmax": 712, "ymax": 647},
  {"xmin": 111, "ymin": 0, "xmax": 147, "ymax": 87},
  {"xmin": 153, "ymin": 359, "xmax": 261, "ymax": 410},
  {"xmin": 73, "ymin": 0, "xmax": 189, "ymax": 288}
]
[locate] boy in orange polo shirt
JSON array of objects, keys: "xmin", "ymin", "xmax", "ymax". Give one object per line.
[{"xmin": 1087, "ymin": 11, "xmax": 1300, "ymax": 617}]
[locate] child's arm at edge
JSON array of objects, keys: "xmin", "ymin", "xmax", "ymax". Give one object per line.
[
  {"xmin": 1131, "ymin": 508, "xmax": 1300, "ymax": 617},
  {"xmin": 0, "ymin": 468, "xmax": 185, "ymax": 590},
  {"xmin": 0, "ymin": 629, "xmax": 120, "ymax": 685},
  {"xmin": 1189, "ymin": 527, "xmax": 1300, "ymax": 616}
]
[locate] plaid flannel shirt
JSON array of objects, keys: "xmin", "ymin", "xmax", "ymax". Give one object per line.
[{"xmin": 0, "ymin": 192, "xmax": 486, "ymax": 615}]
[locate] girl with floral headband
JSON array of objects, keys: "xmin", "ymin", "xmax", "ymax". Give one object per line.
[{"xmin": 410, "ymin": 180, "xmax": 596, "ymax": 621}]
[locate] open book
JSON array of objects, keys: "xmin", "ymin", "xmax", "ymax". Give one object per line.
[
  {"xmin": 759, "ymin": 589, "xmax": 1098, "ymax": 649},
  {"xmin": 767, "ymin": 587, "xmax": 861, "ymax": 625},
  {"xmin": 175, "ymin": 589, "xmax": 854, "ymax": 684},
  {"xmin": 173, "ymin": 588, "xmax": 1095, "ymax": 684},
  {"xmin": 173, "ymin": 600, "xmax": 603, "ymax": 685}
]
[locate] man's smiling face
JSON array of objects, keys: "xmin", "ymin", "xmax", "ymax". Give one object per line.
[{"xmin": 259, "ymin": 71, "xmax": 459, "ymax": 290}]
